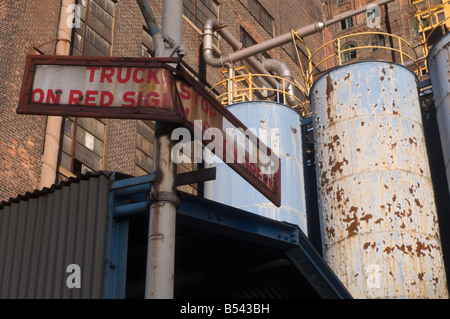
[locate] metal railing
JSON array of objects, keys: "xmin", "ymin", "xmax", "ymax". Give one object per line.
[
  {"xmin": 412, "ymin": 0, "xmax": 450, "ymax": 75},
  {"xmin": 210, "ymin": 29, "xmax": 427, "ymax": 117},
  {"xmin": 305, "ymin": 31, "xmax": 421, "ymax": 87},
  {"xmin": 209, "ymin": 66, "xmax": 310, "ymax": 114},
  {"xmin": 418, "ymin": 1, "xmax": 450, "ymax": 45}
]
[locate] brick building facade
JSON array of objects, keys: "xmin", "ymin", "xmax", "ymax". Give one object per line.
[{"xmin": 0, "ymin": 0, "xmax": 430, "ymax": 202}]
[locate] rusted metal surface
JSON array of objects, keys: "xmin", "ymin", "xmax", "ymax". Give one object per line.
[
  {"xmin": 310, "ymin": 61, "xmax": 449, "ymax": 298},
  {"xmin": 146, "ymin": 129, "xmax": 178, "ymax": 299},
  {"xmin": 204, "ymin": 101, "xmax": 307, "ymax": 235},
  {"xmin": 428, "ymin": 32, "xmax": 450, "ymax": 197},
  {"xmin": 175, "ymin": 167, "xmax": 216, "ymax": 186}
]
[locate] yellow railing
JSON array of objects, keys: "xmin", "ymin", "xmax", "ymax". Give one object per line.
[
  {"xmin": 413, "ymin": 0, "xmax": 450, "ymax": 74},
  {"xmin": 414, "ymin": 1, "xmax": 449, "ymax": 32},
  {"xmin": 291, "ymin": 29, "xmax": 313, "ymax": 93},
  {"xmin": 210, "ymin": 28, "xmax": 428, "ymax": 117},
  {"xmin": 417, "ymin": 2, "xmax": 450, "ymax": 46},
  {"xmin": 209, "ymin": 70, "xmax": 310, "ymax": 114},
  {"xmin": 306, "ymin": 31, "xmax": 421, "ymax": 87}
]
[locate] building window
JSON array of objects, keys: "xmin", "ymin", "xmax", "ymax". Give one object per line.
[
  {"xmin": 183, "ymin": 0, "xmax": 219, "ymax": 30},
  {"xmin": 341, "ymin": 44, "xmax": 357, "ymax": 62},
  {"xmin": 61, "ymin": 0, "xmax": 113, "ymax": 179},
  {"xmin": 247, "ymin": 0, "xmax": 274, "ymax": 36},
  {"xmin": 371, "ymin": 34, "xmax": 385, "ymax": 50},
  {"xmin": 72, "ymin": 0, "xmax": 116, "ymax": 56},
  {"xmin": 60, "ymin": 117, "xmax": 105, "ymax": 176},
  {"xmin": 341, "ymin": 17, "xmax": 354, "ymax": 30},
  {"xmin": 135, "ymin": 120, "xmax": 154, "ymax": 176}
]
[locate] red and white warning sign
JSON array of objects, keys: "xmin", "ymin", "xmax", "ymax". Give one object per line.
[{"xmin": 18, "ymin": 55, "xmax": 281, "ymax": 207}]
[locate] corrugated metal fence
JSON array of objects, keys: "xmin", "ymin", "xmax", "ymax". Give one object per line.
[{"xmin": 0, "ymin": 173, "xmax": 111, "ymax": 298}]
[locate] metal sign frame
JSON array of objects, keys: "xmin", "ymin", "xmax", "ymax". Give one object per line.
[
  {"xmin": 17, "ymin": 55, "xmax": 184, "ymax": 123},
  {"xmin": 17, "ymin": 55, "xmax": 281, "ymax": 207},
  {"xmin": 174, "ymin": 66, "xmax": 281, "ymax": 207}
]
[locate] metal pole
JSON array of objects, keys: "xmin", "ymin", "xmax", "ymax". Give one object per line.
[
  {"xmin": 136, "ymin": 0, "xmax": 165, "ymax": 57},
  {"xmin": 144, "ymin": 0, "xmax": 183, "ymax": 299},
  {"xmin": 228, "ymin": 66, "xmax": 234, "ymax": 104},
  {"xmin": 145, "ymin": 123, "xmax": 179, "ymax": 299},
  {"xmin": 162, "ymin": 0, "xmax": 184, "ymax": 58}
]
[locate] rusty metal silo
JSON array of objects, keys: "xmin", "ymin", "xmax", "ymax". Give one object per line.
[
  {"xmin": 428, "ymin": 32, "xmax": 450, "ymax": 196},
  {"xmin": 310, "ymin": 61, "xmax": 449, "ymax": 298}
]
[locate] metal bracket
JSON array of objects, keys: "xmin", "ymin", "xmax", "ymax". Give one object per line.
[
  {"xmin": 175, "ymin": 167, "xmax": 216, "ymax": 186},
  {"xmin": 149, "ymin": 186, "xmax": 180, "ymax": 209}
]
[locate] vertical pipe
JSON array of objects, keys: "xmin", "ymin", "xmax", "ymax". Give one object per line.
[
  {"xmin": 228, "ymin": 66, "xmax": 234, "ymax": 104},
  {"xmin": 145, "ymin": 125, "xmax": 179, "ymax": 299},
  {"xmin": 145, "ymin": 0, "xmax": 183, "ymax": 299},
  {"xmin": 39, "ymin": 0, "xmax": 75, "ymax": 189},
  {"xmin": 161, "ymin": 0, "xmax": 183, "ymax": 57},
  {"xmin": 337, "ymin": 38, "xmax": 341, "ymax": 66},
  {"xmin": 136, "ymin": 0, "xmax": 165, "ymax": 57}
]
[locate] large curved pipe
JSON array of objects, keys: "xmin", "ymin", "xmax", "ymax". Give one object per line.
[
  {"xmin": 203, "ymin": 19, "xmax": 325, "ymax": 68},
  {"xmin": 263, "ymin": 59, "xmax": 298, "ymax": 106},
  {"xmin": 262, "ymin": 59, "xmax": 293, "ymax": 89},
  {"xmin": 203, "ymin": 0, "xmax": 394, "ymax": 69},
  {"xmin": 203, "ymin": 18, "xmax": 233, "ymax": 68},
  {"xmin": 204, "ymin": 19, "xmax": 297, "ymax": 105},
  {"xmin": 203, "ymin": 0, "xmax": 394, "ymax": 107}
]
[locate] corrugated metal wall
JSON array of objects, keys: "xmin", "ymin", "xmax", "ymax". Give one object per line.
[{"xmin": 0, "ymin": 173, "xmax": 111, "ymax": 299}]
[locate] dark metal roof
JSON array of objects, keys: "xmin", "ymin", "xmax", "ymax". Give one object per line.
[
  {"xmin": 0, "ymin": 171, "xmax": 113, "ymax": 298},
  {"xmin": 1, "ymin": 171, "xmax": 352, "ymax": 299},
  {"xmin": 126, "ymin": 191, "xmax": 352, "ymax": 299},
  {"xmin": 0, "ymin": 171, "xmax": 114, "ymax": 209}
]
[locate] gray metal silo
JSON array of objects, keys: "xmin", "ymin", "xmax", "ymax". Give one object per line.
[
  {"xmin": 310, "ymin": 61, "xmax": 449, "ymax": 298},
  {"xmin": 428, "ymin": 32, "xmax": 450, "ymax": 196},
  {"xmin": 204, "ymin": 101, "xmax": 308, "ymax": 235}
]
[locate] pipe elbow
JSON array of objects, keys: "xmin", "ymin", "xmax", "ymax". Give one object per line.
[
  {"xmin": 203, "ymin": 18, "xmax": 234, "ymax": 68},
  {"xmin": 204, "ymin": 18, "xmax": 220, "ymax": 33},
  {"xmin": 262, "ymin": 59, "xmax": 293, "ymax": 81}
]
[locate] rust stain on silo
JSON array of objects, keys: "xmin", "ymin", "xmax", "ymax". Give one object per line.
[{"xmin": 311, "ymin": 61, "xmax": 448, "ymax": 299}]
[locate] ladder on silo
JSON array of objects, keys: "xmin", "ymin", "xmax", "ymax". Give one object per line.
[{"xmin": 411, "ymin": 0, "xmax": 450, "ymax": 77}]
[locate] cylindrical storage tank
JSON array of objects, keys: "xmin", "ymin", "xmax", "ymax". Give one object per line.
[
  {"xmin": 204, "ymin": 101, "xmax": 308, "ymax": 235},
  {"xmin": 428, "ymin": 32, "xmax": 450, "ymax": 196},
  {"xmin": 310, "ymin": 61, "xmax": 449, "ymax": 299}
]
